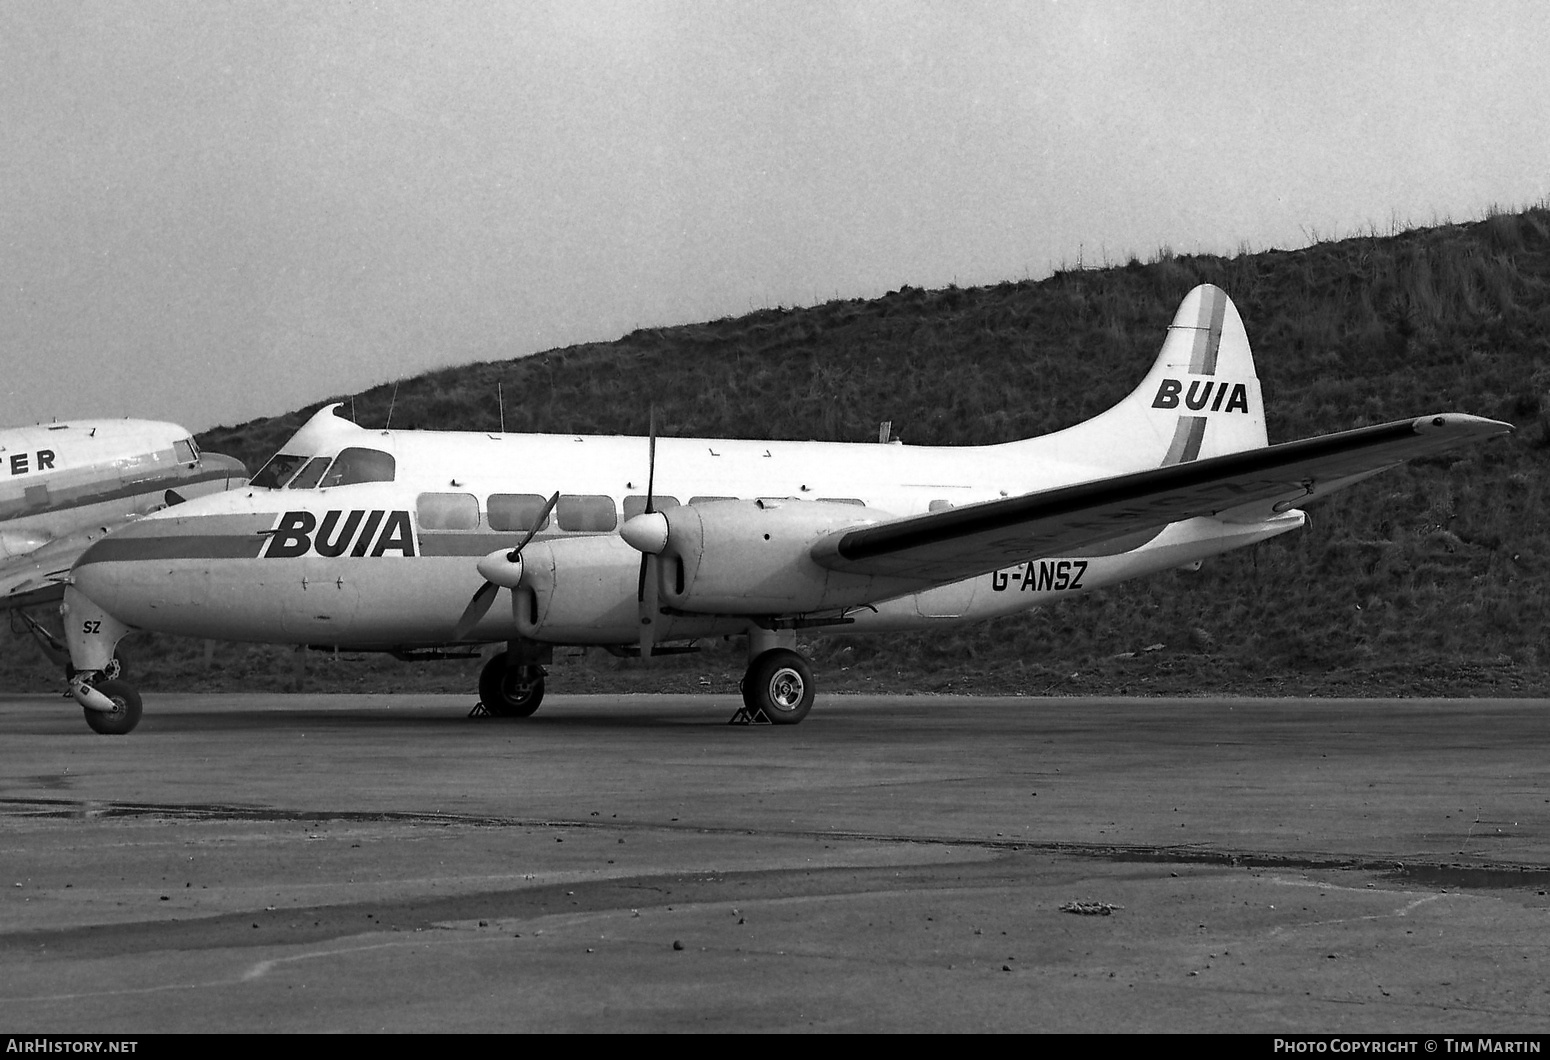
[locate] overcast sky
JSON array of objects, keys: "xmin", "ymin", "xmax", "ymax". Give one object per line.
[{"xmin": 3, "ymin": 0, "xmax": 1547, "ymax": 431}]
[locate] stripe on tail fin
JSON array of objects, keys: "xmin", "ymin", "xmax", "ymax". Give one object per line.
[{"xmin": 1032, "ymin": 284, "xmax": 1267, "ymax": 475}]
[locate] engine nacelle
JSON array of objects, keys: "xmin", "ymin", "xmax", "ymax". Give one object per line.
[
  {"xmin": 513, "ymin": 535, "xmax": 638, "ymax": 642},
  {"xmin": 657, "ymin": 500, "xmax": 912, "ymax": 615},
  {"xmin": 0, "ymin": 529, "xmax": 49, "ymax": 562},
  {"xmin": 514, "ymin": 534, "xmax": 738, "ymax": 643}
]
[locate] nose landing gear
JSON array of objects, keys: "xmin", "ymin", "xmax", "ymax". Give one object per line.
[
  {"xmin": 74, "ymin": 678, "xmax": 143, "ymax": 735},
  {"xmin": 63, "ymin": 585, "xmax": 142, "ymax": 734}
]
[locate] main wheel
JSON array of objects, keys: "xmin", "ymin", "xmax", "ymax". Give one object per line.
[
  {"xmin": 743, "ymin": 648, "xmax": 814, "ymax": 725},
  {"xmin": 82, "ymin": 679, "xmax": 143, "ymax": 735},
  {"xmin": 478, "ymin": 656, "xmax": 545, "ymax": 718}
]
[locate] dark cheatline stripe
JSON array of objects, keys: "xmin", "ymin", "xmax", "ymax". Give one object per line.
[
  {"xmin": 418, "ymin": 533, "xmax": 526, "ymax": 557},
  {"xmin": 76, "ymin": 535, "xmax": 266, "ymax": 565},
  {"xmin": 0, "ymin": 465, "xmax": 241, "ymax": 522},
  {"xmin": 1162, "ymin": 416, "xmax": 1207, "ymax": 466},
  {"xmin": 1189, "ymin": 287, "xmax": 1227, "ymax": 376}
]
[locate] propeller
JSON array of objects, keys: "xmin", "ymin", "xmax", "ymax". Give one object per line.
[
  {"xmin": 623, "ymin": 409, "xmax": 670, "ymax": 660},
  {"xmin": 452, "ymin": 490, "xmax": 559, "ymax": 641}
]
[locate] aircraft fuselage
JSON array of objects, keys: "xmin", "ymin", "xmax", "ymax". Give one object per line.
[
  {"xmin": 2, "ymin": 419, "xmax": 247, "ymax": 610},
  {"xmin": 68, "ymin": 413, "xmax": 1303, "ymax": 650}
]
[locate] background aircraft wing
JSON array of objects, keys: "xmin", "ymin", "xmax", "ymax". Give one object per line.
[
  {"xmin": 1, "ymin": 525, "xmax": 118, "ymax": 611},
  {"xmin": 811, "ymin": 413, "xmax": 1511, "ymax": 582}
]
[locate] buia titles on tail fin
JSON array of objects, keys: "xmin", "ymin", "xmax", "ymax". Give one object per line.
[{"xmin": 1032, "ymin": 284, "xmax": 1268, "ymax": 475}]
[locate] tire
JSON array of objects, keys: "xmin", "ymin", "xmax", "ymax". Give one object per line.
[
  {"xmin": 478, "ymin": 655, "xmax": 545, "ymax": 718},
  {"xmin": 743, "ymin": 649, "xmax": 814, "ymax": 725},
  {"xmin": 82, "ymin": 679, "xmax": 143, "ymax": 735}
]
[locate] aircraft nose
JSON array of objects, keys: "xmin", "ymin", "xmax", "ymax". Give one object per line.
[{"xmin": 201, "ymin": 451, "xmax": 249, "ymax": 483}]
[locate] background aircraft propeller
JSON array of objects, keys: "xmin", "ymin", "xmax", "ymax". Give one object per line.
[{"xmin": 452, "ymin": 490, "xmax": 559, "ymax": 641}]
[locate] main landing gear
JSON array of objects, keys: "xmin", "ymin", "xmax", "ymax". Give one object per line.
[
  {"xmin": 477, "ymin": 645, "xmax": 547, "ymax": 718},
  {"xmin": 737, "ymin": 631, "xmax": 814, "ymax": 725}
]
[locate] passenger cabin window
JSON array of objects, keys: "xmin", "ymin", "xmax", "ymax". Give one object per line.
[
  {"xmin": 417, "ymin": 492, "xmax": 480, "ymax": 530},
  {"xmin": 622, "ymin": 495, "xmax": 680, "ymax": 520},
  {"xmin": 317, "ymin": 448, "xmax": 395, "ymax": 487},
  {"xmin": 487, "ymin": 494, "xmax": 552, "ymax": 533},
  {"xmin": 250, "ymin": 453, "xmax": 307, "ymax": 489},
  {"xmin": 817, "ymin": 498, "xmax": 866, "ymax": 506},
  {"xmin": 286, "ymin": 457, "xmax": 332, "ymax": 490},
  {"xmin": 688, "ymin": 496, "xmax": 736, "ymax": 505},
  {"xmin": 557, "ymin": 494, "xmax": 617, "ymax": 532}
]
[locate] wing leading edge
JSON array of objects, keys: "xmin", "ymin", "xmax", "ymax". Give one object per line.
[{"xmin": 810, "ymin": 413, "xmax": 1512, "ymax": 583}]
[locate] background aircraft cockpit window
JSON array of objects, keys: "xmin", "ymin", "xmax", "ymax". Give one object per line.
[
  {"xmin": 417, "ymin": 492, "xmax": 480, "ymax": 530},
  {"xmin": 316, "ymin": 447, "xmax": 396, "ymax": 487},
  {"xmin": 622, "ymin": 495, "xmax": 680, "ymax": 520},
  {"xmin": 250, "ymin": 453, "xmax": 308, "ymax": 489},
  {"xmin": 286, "ymin": 457, "xmax": 333, "ymax": 490},
  {"xmin": 487, "ymin": 494, "xmax": 552, "ymax": 532},
  {"xmin": 557, "ymin": 494, "xmax": 618, "ymax": 532},
  {"xmin": 174, "ymin": 438, "xmax": 199, "ymax": 464}
]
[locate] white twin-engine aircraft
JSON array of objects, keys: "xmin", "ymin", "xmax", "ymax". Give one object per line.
[{"xmin": 60, "ymin": 285, "xmax": 1510, "ymax": 734}]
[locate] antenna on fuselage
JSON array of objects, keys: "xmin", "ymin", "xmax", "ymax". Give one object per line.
[
  {"xmin": 498, "ymin": 382, "xmax": 506, "ymax": 433},
  {"xmin": 385, "ymin": 381, "xmax": 400, "ymax": 430}
]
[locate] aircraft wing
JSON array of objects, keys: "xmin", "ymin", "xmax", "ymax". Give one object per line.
[
  {"xmin": 1, "ymin": 525, "xmax": 118, "ymax": 611},
  {"xmin": 811, "ymin": 413, "xmax": 1512, "ymax": 582}
]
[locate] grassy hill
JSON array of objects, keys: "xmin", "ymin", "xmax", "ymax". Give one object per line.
[{"xmin": 9, "ymin": 206, "xmax": 1550, "ymax": 697}]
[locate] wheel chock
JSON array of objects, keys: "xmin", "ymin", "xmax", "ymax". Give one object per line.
[{"xmin": 728, "ymin": 705, "xmax": 772, "ymax": 725}]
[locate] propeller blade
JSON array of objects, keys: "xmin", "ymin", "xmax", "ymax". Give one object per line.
[
  {"xmin": 645, "ymin": 406, "xmax": 657, "ymax": 515},
  {"xmin": 508, "ymin": 491, "xmax": 560, "ymax": 560},
  {"xmin": 639, "ymin": 553, "xmax": 659, "ymax": 661},
  {"xmin": 638, "ymin": 410, "xmax": 661, "ymax": 659},
  {"xmin": 452, "ymin": 580, "xmax": 500, "ymax": 641}
]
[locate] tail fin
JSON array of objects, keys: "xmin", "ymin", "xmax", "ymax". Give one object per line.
[{"xmin": 1039, "ymin": 284, "xmax": 1268, "ymax": 472}]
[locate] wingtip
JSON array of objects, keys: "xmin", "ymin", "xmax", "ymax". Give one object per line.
[{"xmin": 1413, "ymin": 413, "xmax": 1515, "ymax": 436}]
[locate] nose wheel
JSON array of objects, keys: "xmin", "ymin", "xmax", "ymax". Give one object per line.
[
  {"xmin": 76, "ymin": 677, "xmax": 143, "ymax": 735},
  {"xmin": 739, "ymin": 648, "xmax": 814, "ymax": 725}
]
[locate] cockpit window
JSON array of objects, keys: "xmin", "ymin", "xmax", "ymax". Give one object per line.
[
  {"xmin": 174, "ymin": 438, "xmax": 199, "ymax": 464},
  {"xmin": 317, "ymin": 447, "xmax": 396, "ymax": 487},
  {"xmin": 250, "ymin": 453, "xmax": 308, "ymax": 489},
  {"xmin": 286, "ymin": 457, "xmax": 333, "ymax": 490}
]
